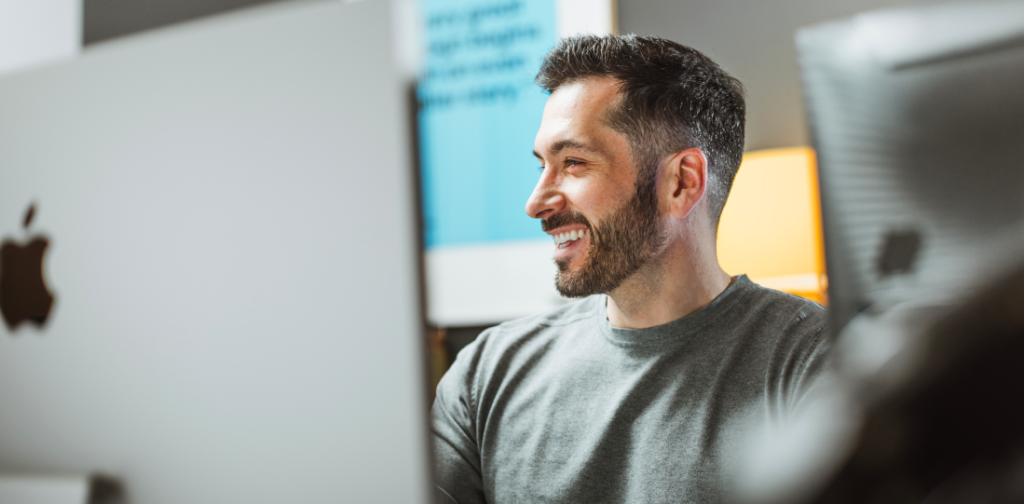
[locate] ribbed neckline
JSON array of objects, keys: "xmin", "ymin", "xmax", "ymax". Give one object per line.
[{"xmin": 594, "ymin": 275, "xmax": 753, "ymax": 348}]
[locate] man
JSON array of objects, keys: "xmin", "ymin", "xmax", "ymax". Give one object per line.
[{"xmin": 432, "ymin": 35, "xmax": 829, "ymax": 503}]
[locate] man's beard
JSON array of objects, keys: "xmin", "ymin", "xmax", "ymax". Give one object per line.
[{"xmin": 543, "ymin": 176, "xmax": 666, "ymax": 298}]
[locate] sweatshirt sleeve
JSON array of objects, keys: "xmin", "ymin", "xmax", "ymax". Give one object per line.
[
  {"xmin": 432, "ymin": 337, "xmax": 488, "ymax": 504},
  {"xmin": 764, "ymin": 301, "xmax": 832, "ymax": 422}
]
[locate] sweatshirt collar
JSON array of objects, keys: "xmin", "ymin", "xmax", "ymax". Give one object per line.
[{"xmin": 596, "ymin": 275, "xmax": 752, "ymax": 347}]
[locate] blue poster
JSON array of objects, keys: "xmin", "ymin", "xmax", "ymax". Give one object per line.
[{"xmin": 418, "ymin": 0, "xmax": 557, "ymax": 248}]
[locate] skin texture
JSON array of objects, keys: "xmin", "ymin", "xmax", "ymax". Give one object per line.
[{"xmin": 527, "ymin": 76, "xmax": 733, "ymax": 329}]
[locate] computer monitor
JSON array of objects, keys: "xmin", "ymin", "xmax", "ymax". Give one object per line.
[
  {"xmin": 796, "ymin": 1, "xmax": 1024, "ymax": 333},
  {"xmin": 0, "ymin": 0, "xmax": 431, "ymax": 502}
]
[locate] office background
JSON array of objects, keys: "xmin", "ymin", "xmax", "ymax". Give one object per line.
[
  {"xmin": 76, "ymin": 0, "xmax": 947, "ymax": 149},
  {"xmin": 80, "ymin": 0, "xmax": 952, "ymax": 371},
  {"xmin": 3, "ymin": 0, "xmax": 954, "ymax": 378}
]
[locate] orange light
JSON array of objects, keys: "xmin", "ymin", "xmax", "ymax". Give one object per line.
[{"xmin": 716, "ymin": 147, "xmax": 827, "ymax": 304}]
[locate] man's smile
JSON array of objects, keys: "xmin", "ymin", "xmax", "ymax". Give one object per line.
[
  {"xmin": 552, "ymin": 228, "xmax": 588, "ymax": 248},
  {"xmin": 548, "ymin": 226, "xmax": 590, "ymax": 258}
]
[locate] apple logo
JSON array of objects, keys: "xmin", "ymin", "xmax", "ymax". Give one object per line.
[{"xmin": 0, "ymin": 203, "xmax": 56, "ymax": 331}]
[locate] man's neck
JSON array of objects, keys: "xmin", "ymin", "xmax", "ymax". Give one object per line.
[{"xmin": 605, "ymin": 232, "xmax": 732, "ymax": 330}]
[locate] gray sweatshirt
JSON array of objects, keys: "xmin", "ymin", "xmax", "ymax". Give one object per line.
[{"xmin": 432, "ymin": 275, "xmax": 829, "ymax": 504}]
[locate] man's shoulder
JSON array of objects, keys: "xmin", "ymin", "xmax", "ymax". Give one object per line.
[
  {"xmin": 496, "ymin": 294, "xmax": 603, "ymax": 333},
  {"xmin": 733, "ymin": 281, "xmax": 832, "ymax": 416},
  {"xmin": 438, "ymin": 296, "xmax": 603, "ymax": 408},
  {"xmin": 721, "ymin": 278, "xmax": 830, "ymax": 379},
  {"xmin": 468, "ymin": 295, "xmax": 602, "ymax": 358},
  {"xmin": 733, "ymin": 278, "xmax": 828, "ymax": 336}
]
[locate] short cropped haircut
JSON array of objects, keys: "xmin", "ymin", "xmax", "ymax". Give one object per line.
[{"xmin": 536, "ymin": 35, "xmax": 746, "ymax": 227}]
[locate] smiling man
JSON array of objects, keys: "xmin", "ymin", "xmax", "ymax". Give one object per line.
[{"xmin": 432, "ymin": 35, "xmax": 829, "ymax": 504}]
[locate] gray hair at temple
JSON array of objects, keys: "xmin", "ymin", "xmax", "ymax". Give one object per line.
[{"xmin": 535, "ymin": 34, "xmax": 746, "ymax": 228}]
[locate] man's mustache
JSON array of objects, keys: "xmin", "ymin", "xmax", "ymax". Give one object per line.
[{"xmin": 542, "ymin": 211, "xmax": 592, "ymax": 233}]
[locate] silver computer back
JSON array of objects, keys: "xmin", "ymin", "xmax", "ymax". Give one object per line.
[
  {"xmin": 797, "ymin": 1, "xmax": 1024, "ymax": 332},
  {"xmin": 0, "ymin": 0, "xmax": 430, "ymax": 502}
]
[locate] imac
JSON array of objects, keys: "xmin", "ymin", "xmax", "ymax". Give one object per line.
[
  {"xmin": 0, "ymin": 0, "xmax": 430, "ymax": 502},
  {"xmin": 796, "ymin": 1, "xmax": 1024, "ymax": 333}
]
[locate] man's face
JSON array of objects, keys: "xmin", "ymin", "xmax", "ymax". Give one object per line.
[{"xmin": 528, "ymin": 77, "xmax": 666, "ymax": 297}]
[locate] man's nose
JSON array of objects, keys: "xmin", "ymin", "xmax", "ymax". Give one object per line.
[{"xmin": 525, "ymin": 169, "xmax": 564, "ymax": 220}]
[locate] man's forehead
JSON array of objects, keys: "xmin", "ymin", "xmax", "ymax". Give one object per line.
[
  {"xmin": 535, "ymin": 77, "xmax": 624, "ymax": 155},
  {"xmin": 546, "ymin": 76, "xmax": 622, "ymax": 116}
]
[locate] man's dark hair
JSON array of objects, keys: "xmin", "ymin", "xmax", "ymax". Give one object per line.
[{"xmin": 536, "ymin": 35, "xmax": 746, "ymax": 227}]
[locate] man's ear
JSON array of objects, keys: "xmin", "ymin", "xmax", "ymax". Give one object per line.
[{"xmin": 663, "ymin": 147, "xmax": 708, "ymax": 220}]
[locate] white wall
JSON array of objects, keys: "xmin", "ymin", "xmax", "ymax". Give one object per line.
[{"xmin": 556, "ymin": 0, "xmax": 615, "ymax": 38}]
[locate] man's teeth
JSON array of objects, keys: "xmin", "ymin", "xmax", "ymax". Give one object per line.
[{"xmin": 553, "ymin": 229, "xmax": 588, "ymax": 246}]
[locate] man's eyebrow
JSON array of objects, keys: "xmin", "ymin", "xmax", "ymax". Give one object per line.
[{"xmin": 533, "ymin": 139, "xmax": 600, "ymax": 159}]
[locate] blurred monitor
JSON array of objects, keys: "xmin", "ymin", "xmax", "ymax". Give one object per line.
[
  {"xmin": 796, "ymin": 1, "xmax": 1024, "ymax": 333},
  {"xmin": 0, "ymin": 0, "xmax": 430, "ymax": 502}
]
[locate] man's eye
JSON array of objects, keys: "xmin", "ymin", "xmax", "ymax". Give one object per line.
[
  {"xmin": 566, "ymin": 159, "xmax": 583, "ymax": 166},
  {"xmin": 538, "ymin": 165, "xmax": 545, "ymax": 172}
]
